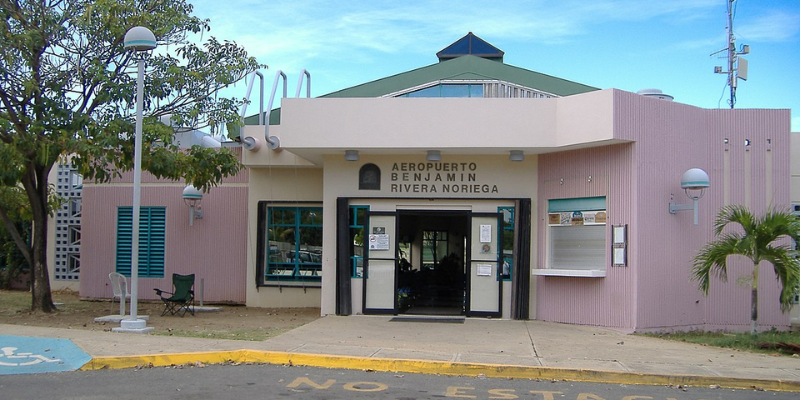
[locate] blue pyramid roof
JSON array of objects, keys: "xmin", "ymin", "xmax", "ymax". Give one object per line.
[{"xmin": 436, "ymin": 32, "xmax": 504, "ymax": 62}]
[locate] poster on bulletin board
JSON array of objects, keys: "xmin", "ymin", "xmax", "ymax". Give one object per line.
[{"xmin": 368, "ymin": 234, "xmax": 390, "ymax": 250}]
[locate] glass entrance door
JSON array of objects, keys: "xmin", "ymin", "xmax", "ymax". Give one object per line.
[
  {"xmin": 363, "ymin": 212, "xmax": 397, "ymax": 314},
  {"xmin": 466, "ymin": 213, "xmax": 502, "ymax": 317}
]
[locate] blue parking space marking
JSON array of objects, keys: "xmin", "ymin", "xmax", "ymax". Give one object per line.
[{"xmin": 0, "ymin": 335, "xmax": 91, "ymax": 375}]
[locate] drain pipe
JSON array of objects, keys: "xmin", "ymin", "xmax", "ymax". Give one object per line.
[
  {"xmin": 264, "ymin": 70, "xmax": 287, "ymax": 150},
  {"xmin": 240, "ymin": 71, "xmax": 264, "ymax": 150}
]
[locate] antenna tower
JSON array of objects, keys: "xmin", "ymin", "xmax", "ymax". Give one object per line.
[{"xmin": 712, "ymin": 0, "xmax": 749, "ymax": 109}]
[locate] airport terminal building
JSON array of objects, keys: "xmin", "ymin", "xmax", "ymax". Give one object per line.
[{"xmin": 73, "ymin": 33, "xmax": 796, "ymax": 332}]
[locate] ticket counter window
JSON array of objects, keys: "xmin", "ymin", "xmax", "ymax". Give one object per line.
[{"xmin": 547, "ymin": 197, "xmax": 607, "ymax": 273}]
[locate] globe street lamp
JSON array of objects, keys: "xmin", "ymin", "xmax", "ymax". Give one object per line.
[{"xmin": 114, "ymin": 26, "xmax": 156, "ymax": 334}]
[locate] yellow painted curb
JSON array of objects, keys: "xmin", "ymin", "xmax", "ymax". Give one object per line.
[{"xmin": 81, "ymin": 350, "xmax": 800, "ymax": 392}]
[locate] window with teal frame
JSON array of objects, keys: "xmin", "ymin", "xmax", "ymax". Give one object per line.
[
  {"xmin": 116, "ymin": 207, "xmax": 166, "ymax": 278},
  {"xmin": 266, "ymin": 207, "xmax": 323, "ymax": 282},
  {"xmin": 499, "ymin": 206, "xmax": 515, "ymax": 280},
  {"xmin": 349, "ymin": 206, "xmax": 368, "ymax": 278}
]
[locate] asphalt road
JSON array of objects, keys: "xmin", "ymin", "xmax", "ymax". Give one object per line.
[{"xmin": 0, "ymin": 363, "xmax": 795, "ymax": 400}]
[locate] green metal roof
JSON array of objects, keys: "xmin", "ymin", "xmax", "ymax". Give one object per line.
[
  {"xmin": 321, "ymin": 55, "xmax": 598, "ymax": 99},
  {"xmin": 241, "ymin": 36, "xmax": 599, "ymax": 130}
]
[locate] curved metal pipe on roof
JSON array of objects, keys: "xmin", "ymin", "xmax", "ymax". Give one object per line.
[
  {"xmin": 243, "ymin": 70, "xmax": 308, "ymax": 152},
  {"xmin": 240, "ymin": 71, "xmax": 264, "ymax": 150},
  {"xmin": 264, "ymin": 71, "xmax": 287, "ymax": 150},
  {"xmin": 295, "ymin": 69, "xmax": 311, "ymax": 98}
]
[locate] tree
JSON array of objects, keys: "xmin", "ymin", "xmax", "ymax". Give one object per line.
[
  {"xmin": 0, "ymin": 0, "xmax": 263, "ymax": 312},
  {"xmin": 692, "ymin": 205, "xmax": 800, "ymax": 335},
  {"xmin": 0, "ymin": 186, "xmax": 33, "ymax": 288}
]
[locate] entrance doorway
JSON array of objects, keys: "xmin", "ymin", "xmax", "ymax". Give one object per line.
[
  {"xmin": 396, "ymin": 211, "xmax": 468, "ymax": 316},
  {"xmin": 361, "ymin": 207, "xmax": 503, "ymax": 318}
]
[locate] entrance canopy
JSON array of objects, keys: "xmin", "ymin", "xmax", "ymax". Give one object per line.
[{"xmin": 257, "ymin": 90, "xmax": 628, "ymax": 165}]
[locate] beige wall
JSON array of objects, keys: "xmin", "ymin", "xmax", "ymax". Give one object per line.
[
  {"xmin": 241, "ymin": 124, "xmax": 316, "ymax": 167},
  {"xmin": 242, "ymin": 90, "xmax": 624, "ymax": 165},
  {"xmin": 320, "ymin": 154, "xmax": 538, "ymax": 316},
  {"xmin": 245, "ymin": 166, "xmax": 324, "ymax": 308}
]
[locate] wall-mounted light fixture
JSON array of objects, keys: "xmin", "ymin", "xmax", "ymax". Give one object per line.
[
  {"xmin": 182, "ymin": 185, "xmax": 203, "ymax": 226},
  {"xmin": 509, "ymin": 150, "xmax": 524, "ymax": 162},
  {"xmin": 669, "ymin": 168, "xmax": 710, "ymax": 225},
  {"xmin": 427, "ymin": 150, "xmax": 441, "ymax": 162},
  {"xmin": 345, "ymin": 150, "xmax": 359, "ymax": 161}
]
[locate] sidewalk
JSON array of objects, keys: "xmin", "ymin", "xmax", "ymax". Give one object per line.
[{"xmin": 2, "ymin": 316, "xmax": 800, "ymax": 391}]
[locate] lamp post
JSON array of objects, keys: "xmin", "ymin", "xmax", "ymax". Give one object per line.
[{"xmin": 114, "ymin": 26, "xmax": 156, "ymax": 333}]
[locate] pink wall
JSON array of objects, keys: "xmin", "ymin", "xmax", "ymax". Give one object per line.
[
  {"xmin": 80, "ymin": 170, "xmax": 248, "ymax": 304},
  {"xmin": 536, "ymin": 90, "xmax": 792, "ymax": 332},
  {"xmin": 537, "ymin": 144, "xmax": 636, "ymax": 329}
]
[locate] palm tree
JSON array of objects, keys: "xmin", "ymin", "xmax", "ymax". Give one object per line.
[{"xmin": 692, "ymin": 205, "xmax": 800, "ymax": 335}]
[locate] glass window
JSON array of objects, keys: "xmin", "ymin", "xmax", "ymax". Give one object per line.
[
  {"xmin": 70, "ymin": 170, "xmax": 83, "ymax": 189},
  {"xmin": 68, "ymin": 225, "xmax": 81, "ymax": 245},
  {"xmin": 69, "ymin": 198, "xmax": 82, "ymax": 217},
  {"xmin": 405, "ymin": 86, "xmax": 441, "ymax": 97},
  {"xmin": 398, "ymin": 241, "xmax": 412, "ymax": 269},
  {"xmin": 499, "ymin": 207, "xmax": 515, "ymax": 280},
  {"xmin": 400, "ymin": 84, "xmax": 484, "ymax": 98},
  {"xmin": 116, "ymin": 207, "xmax": 166, "ymax": 278},
  {"xmin": 266, "ymin": 206, "xmax": 323, "ymax": 282},
  {"xmin": 547, "ymin": 198, "xmax": 607, "ymax": 271},
  {"xmin": 422, "ymin": 230, "xmax": 448, "ymax": 270},
  {"xmin": 349, "ymin": 206, "xmax": 368, "ymax": 278},
  {"xmin": 470, "ymin": 84, "xmax": 484, "ymax": 97},
  {"xmin": 440, "ymin": 84, "xmax": 470, "ymax": 97},
  {"xmin": 68, "ymin": 253, "xmax": 80, "ymax": 274}
]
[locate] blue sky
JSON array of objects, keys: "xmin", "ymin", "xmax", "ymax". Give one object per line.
[{"xmin": 190, "ymin": 0, "xmax": 800, "ymax": 131}]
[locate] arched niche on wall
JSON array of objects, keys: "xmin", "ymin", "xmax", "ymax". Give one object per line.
[{"xmin": 359, "ymin": 163, "xmax": 381, "ymax": 190}]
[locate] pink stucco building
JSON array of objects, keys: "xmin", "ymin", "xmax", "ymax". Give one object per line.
[{"xmin": 62, "ymin": 33, "xmax": 797, "ymax": 332}]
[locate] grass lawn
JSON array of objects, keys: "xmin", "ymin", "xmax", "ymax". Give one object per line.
[
  {"xmin": 642, "ymin": 329, "xmax": 800, "ymax": 356},
  {"xmin": 0, "ymin": 289, "xmax": 319, "ymax": 341}
]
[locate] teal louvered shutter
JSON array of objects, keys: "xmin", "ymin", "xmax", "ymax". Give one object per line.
[
  {"xmin": 116, "ymin": 207, "xmax": 166, "ymax": 278},
  {"xmin": 142, "ymin": 208, "xmax": 166, "ymax": 277},
  {"xmin": 115, "ymin": 208, "xmax": 133, "ymax": 276}
]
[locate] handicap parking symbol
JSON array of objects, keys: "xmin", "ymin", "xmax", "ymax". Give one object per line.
[
  {"xmin": 0, "ymin": 346, "xmax": 63, "ymax": 367},
  {"xmin": 0, "ymin": 335, "xmax": 91, "ymax": 375}
]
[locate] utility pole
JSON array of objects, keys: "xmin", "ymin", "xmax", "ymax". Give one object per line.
[{"xmin": 712, "ymin": 0, "xmax": 749, "ymax": 109}]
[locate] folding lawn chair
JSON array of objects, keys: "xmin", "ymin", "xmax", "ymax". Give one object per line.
[{"xmin": 153, "ymin": 273, "xmax": 195, "ymax": 317}]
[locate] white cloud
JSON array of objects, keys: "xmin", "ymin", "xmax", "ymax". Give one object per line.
[
  {"xmin": 190, "ymin": 0, "xmax": 725, "ymax": 63},
  {"xmin": 184, "ymin": 0, "xmax": 798, "ymax": 116},
  {"xmin": 736, "ymin": 11, "xmax": 800, "ymax": 42}
]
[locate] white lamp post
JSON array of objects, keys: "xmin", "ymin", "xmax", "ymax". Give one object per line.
[{"xmin": 114, "ymin": 26, "xmax": 156, "ymax": 334}]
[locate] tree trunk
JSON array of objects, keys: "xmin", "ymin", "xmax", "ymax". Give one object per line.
[
  {"xmin": 22, "ymin": 163, "xmax": 55, "ymax": 313},
  {"xmin": 750, "ymin": 286, "xmax": 757, "ymax": 335},
  {"xmin": 31, "ymin": 221, "xmax": 55, "ymax": 313},
  {"xmin": 750, "ymin": 262, "xmax": 759, "ymax": 335}
]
